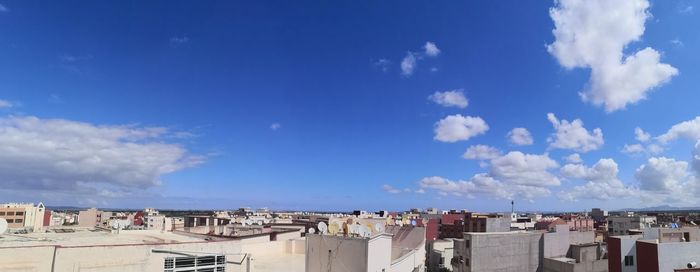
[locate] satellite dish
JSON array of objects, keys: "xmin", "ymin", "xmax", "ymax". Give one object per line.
[
  {"xmin": 422, "ymin": 218, "xmax": 429, "ymax": 225},
  {"xmin": 348, "ymin": 224, "xmax": 359, "ymax": 236},
  {"xmin": 111, "ymin": 221, "xmax": 120, "ymax": 229},
  {"xmin": 397, "ymin": 220, "xmax": 404, "ymax": 226},
  {"xmin": 0, "ymin": 218, "xmax": 8, "ymax": 234},
  {"xmin": 359, "ymin": 226, "xmax": 371, "ymax": 238},
  {"xmin": 308, "ymin": 227, "xmax": 316, "ymax": 234},
  {"xmin": 386, "ymin": 217, "xmax": 394, "ymax": 226},
  {"xmin": 329, "ymin": 222, "xmax": 340, "ymax": 235},
  {"xmin": 245, "ymin": 219, "xmax": 253, "ymax": 226},
  {"xmin": 411, "ymin": 220, "xmax": 417, "ymax": 226},
  {"xmin": 256, "ymin": 220, "xmax": 263, "ymax": 226},
  {"xmin": 374, "ymin": 223, "xmax": 385, "ymax": 233},
  {"xmin": 318, "ymin": 222, "xmax": 328, "ymax": 234}
]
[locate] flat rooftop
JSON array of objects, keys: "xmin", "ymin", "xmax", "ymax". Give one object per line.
[{"xmin": 0, "ymin": 230, "xmax": 209, "ymax": 248}]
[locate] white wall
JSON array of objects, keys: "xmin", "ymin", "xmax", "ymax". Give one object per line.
[
  {"xmin": 305, "ymin": 234, "xmax": 368, "ymax": 272},
  {"xmin": 367, "ymin": 235, "xmax": 392, "ymax": 272},
  {"xmin": 658, "ymin": 241, "xmax": 700, "ymax": 271}
]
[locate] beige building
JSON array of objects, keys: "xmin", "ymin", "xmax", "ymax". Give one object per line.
[
  {"xmin": 0, "ymin": 226, "xmax": 306, "ymax": 271},
  {"xmin": 78, "ymin": 207, "xmax": 101, "ymax": 227},
  {"xmin": 0, "ymin": 202, "xmax": 46, "ymax": 232}
]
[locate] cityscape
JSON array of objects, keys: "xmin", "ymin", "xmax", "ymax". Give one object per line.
[{"xmin": 1, "ymin": 0, "xmax": 700, "ymax": 271}]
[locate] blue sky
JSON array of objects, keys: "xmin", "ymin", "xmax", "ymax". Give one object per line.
[{"xmin": 1, "ymin": 0, "xmax": 699, "ymax": 212}]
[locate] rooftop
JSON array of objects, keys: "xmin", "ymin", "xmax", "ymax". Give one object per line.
[{"xmin": 0, "ymin": 230, "xmax": 209, "ymax": 248}]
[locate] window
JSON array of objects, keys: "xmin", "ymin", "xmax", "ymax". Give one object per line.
[
  {"xmin": 15, "ymin": 219, "xmax": 22, "ymax": 223},
  {"xmin": 164, "ymin": 255, "xmax": 226, "ymax": 272},
  {"xmin": 6, "ymin": 212, "xmax": 14, "ymax": 216},
  {"xmin": 0, "ymin": 212, "xmax": 5, "ymax": 216},
  {"xmin": 6, "ymin": 219, "xmax": 13, "ymax": 223},
  {"xmin": 466, "ymin": 239, "xmax": 470, "ymax": 248},
  {"xmin": 15, "ymin": 212, "xmax": 23, "ymax": 216},
  {"xmin": 465, "ymin": 257, "xmax": 470, "ymax": 266},
  {"xmin": 624, "ymin": 255, "xmax": 634, "ymax": 266}
]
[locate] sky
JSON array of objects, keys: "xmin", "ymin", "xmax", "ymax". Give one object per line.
[{"xmin": 1, "ymin": 0, "xmax": 699, "ymax": 212}]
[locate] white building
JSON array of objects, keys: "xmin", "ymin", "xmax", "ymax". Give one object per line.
[
  {"xmin": 305, "ymin": 225, "xmax": 426, "ymax": 272},
  {"xmin": 607, "ymin": 215, "xmax": 656, "ymax": 235}
]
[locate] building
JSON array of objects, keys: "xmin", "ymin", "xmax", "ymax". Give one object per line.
[
  {"xmin": 451, "ymin": 231, "xmax": 542, "ymax": 272},
  {"xmin": 591, "ymin": 209, "xmax": 608, "ymax": 224},
  {"xmin": 0, "ymin": 202, "xmax": 46, "ymax": 232},
  {"xmin": 427, "ymin": 239, "xmax": 454, "ymax": 272},
  {"xmin": 440, "ymin": 213, "xmax": 511, "ymax": 239},
  {"xmin": 536, "ymin": 217, "xmax": 568, "ymax": 231},
  {"xmin": 305, "ymin": 225, "xmax": 426, "ymax": 272},
  {"xmin": 543, "ymin": 225, "xmax": 607, "ymax": 272},
  {"xmin": 0, "ymin": 223, "xmax": 305, "ymax": 271},
  {"xmin": 451, "ymin": 224, "xmax": 602, "ymax": 272},
  {"xmin": 608, "ymin": 227, "xmax": 700, "ymax": 272},
  {"xmin": 78, "ymin": 207, "xmax": 101, "ymax": 227},
  {"xmin": 608, "ymin": 215, "xmax": 657, "ymax": 235},
  {"xmin": 544, "ymin": 243, "xmax": 608, "ymax": 272}
]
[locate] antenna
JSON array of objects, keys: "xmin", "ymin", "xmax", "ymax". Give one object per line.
[
  {"xmin": 318, "ymin": 222, "xmax": 328, "ymax": 234},
  {"xmin": 0, "ymin": 218, "xmax": 8, "ymax": 234}
]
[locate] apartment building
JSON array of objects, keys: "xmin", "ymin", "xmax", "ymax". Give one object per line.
[{"xmin": 0, "ymin": 202, "xmax": 46, "ymax": 232}]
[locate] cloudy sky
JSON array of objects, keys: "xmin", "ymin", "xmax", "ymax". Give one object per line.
[{"xmin": 0, "ymin": 0, "xmax": 699, "ymax": 211}]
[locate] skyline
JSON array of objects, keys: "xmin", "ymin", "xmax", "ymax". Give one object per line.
[{"xmin": 1, "ymin": 0, "xmax": 699, "ymax": 212}]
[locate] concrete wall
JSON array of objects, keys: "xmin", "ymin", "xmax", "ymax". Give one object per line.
[
  {"xmin": 543, "ymin": 258, "xmax": 607, "ymax": 272},
  {"xmin": 0, "ymin": 240, "xmax": 243, "ymax": 272},
  {"xmin": 305, "ymin": 234, "xmax": 368, "ymax": 272},
  {"xmin": 0, "ymin": 246, "xmax": 55, "ymax": 271},
  {"xmin": 657, "ymin": 240, "xmax": 700, "ymax": 271},
  {"xmin": 390, "ymin": 247, "xmax": 424, "ymax": 272},
  {"xmin": 543, "ymin": 225, "xmax": 594, "ymax": 258},
  {"xmin": 466, "ymin": 232, "xmax": 542, "ymax": 272},
  {"xmin": 368, "ymin": 235, "xmax": 392, "ymax": 272},
  {"xmin": 485, "ymin": 218, "xmax": 511, "ymax": 232}
]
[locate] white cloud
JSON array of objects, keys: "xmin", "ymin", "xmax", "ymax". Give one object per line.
[
  {"xmin": 0, "ymin": 116, "xmax": 203, "ymax": 195},
  {"xmin": 170, "ymin": 36, "xmax": 189, "ymax": 44},
  {"xmin": 489, "ymin": 151, "xmax": 560, "ymax": 186},
  {"xmin": 401, "ymin": 52, "xmax": 416, "ymax": 76},
  {"xmin": 374, "ymin": 59, "xmax": 391, "ymax": 72},
  {"xmin": 270, "ymin": 123, "xmax": 281, "ymax": 130},
  {"xmin": 635, "ymin": 127, "xmax": 651, "ymax": 142},
  {"xmin": 559, "ymin": 158, "xmax": 635, "ymax": 201},
  {"xmin": 0, "ymin": 4, "xmax": 8, "ymax": 13},
  {"xmin": 428, "ymin": 89, "xmax": 468, "ymax": 108},
  {"xmin": 418, "ymin": 174, "xmax": 550, "ymax": 200},
  {"xmin": 424, "ymin": 42, "xmax": 441, "ymax": 57},
  {"xmin": 416, "ymin": 150, "xmax": 562, "ymax": 200},
  {"xmin": 635, "ymin": 157, "xmax": 689, "ymax": 193},
  {"xmin": 508, "ymin": 127, "xmax": 534, "ymax": 146},
  {"xmin": 463, "ymin": 145, "xmax": 501, "ymax": 160},
  {"xmin": 679, "ymin": 5, "xmax": 694, "ymax": 14},
  {"xmin": 657, "ymin": 116, "xmax": 700, "ymax": 143},
  {"xmin": 382, "ymin": 184, "xmax": 402, "ymax": 194},
  {"xmin": 622, "ymin": 144, "xmax": 646, "ymax": 154},
  {"xmin": 547, "ymin": 113, "xmax": 604, "ymax": 152},
  {"xmin": 548, "ymin": 0, "xmax": 678, "ymax": 112},
  {"xmin": 670, "ymin": 39, "xmax": 684, "ymax": 47},
  {"xmin": 434, "ymin": 114, "xmax": 489, "ymax": 143},
  {"xmin": 565, "ymin": 153, "xmax": 582, "ymax": 164},
  {"xmin": 0, "ymin": 99, "xmax": 12, "ymax": 108}
]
